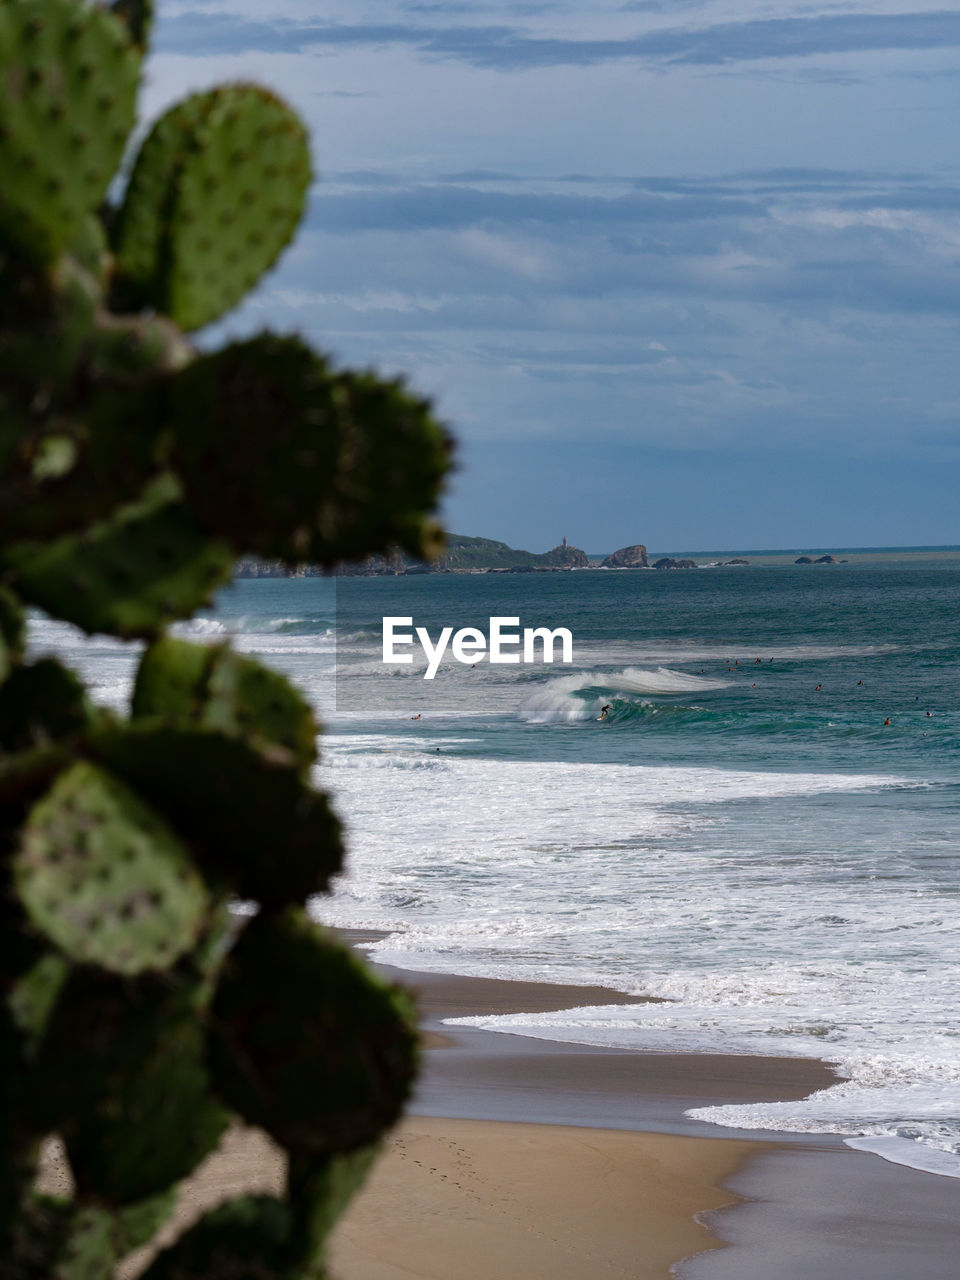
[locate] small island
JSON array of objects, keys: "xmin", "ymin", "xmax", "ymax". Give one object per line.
[
  {"xmin": 235, "ymin": 534, "xmax": 595, "ymax": 577},
  {"xmin": 601, "ymin": 544, "xmax": 648, "ymax": 568},
  {"xmin": 653, "ymin": 557, "xmax": 698, "ymax": 570}
]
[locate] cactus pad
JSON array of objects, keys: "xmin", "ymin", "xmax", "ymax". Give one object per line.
[
  {"xmin": 0, "ymin": 256, "xmax": 100, "ymax": 410},
  {"xmin": 112, "ymin": 85, "xmax": 311, "ymax": 331},
  {"xmin": 87, "ymin": 311, "xmax": 192, "ymax": 384},
  {"xmin": 7, "ymin": 951, "xmax": 68, "ymax": 1050},
  {"xmin": 7, "ymin": 475, "xmax": 235, "ymax": 638},
  {"xmin": 91, "ymin": 725, "xmax": 343, "ymax": 906},
  {"xmin": 0, "ymin": 658, "xmax": 93, "ymax": 753},
  {"xmin": 110, "ymin": 0, "xmax": 152, "ymax": 51},
  {"xmin": 2, "ymin": 1196, "xmax": 120, "ymax": 1280},
  {"xmin": 0, "ymin": 745, "xmax": 69, "ymax": 834},
  {"xmin": 211, "ymin": 911, "xmax": 419, "ymax": 1154},
  {"xmin": 141, "ymin": 1196, "xmax": 293, "ymax": 1280},
  {"xmin": 15, "ymin": 760, "xmax": 209, "ymax": 974},
  {"xmin": 30, "ymin": 968, "xmax": 229, "ymax": 1205},
  {"xmin": 0, "ymin": 0, "xmax": 140, "ymax": 264},
  {"xmin": 172, "ymin": 334, "xmax": 452, "ymax": 565},
  {"xmin": 0, "ymin": 383, "xmax": 176, "ymax": 547},
  {"xmin": 134, "ymin": 638, "xmax": 318, "ymax": 771},
  {"xmin": 287, "ymin": 1143, "xmax": 380, "ymax": 1264},
  {"xmin": 0, "ymin": 0, "xmax": 443, "ymax": 1250}
]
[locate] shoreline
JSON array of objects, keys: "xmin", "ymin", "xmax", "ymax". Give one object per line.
[
  {"xmin": 100, "ymin": 933, "xmax": 960, "ymax": 1277},
  {"xmin": 343, "ymin": 931, "xmax": 840, "ymax": 1138},
  {"xmin": 347, "ymin": 937, "xmax": 960, "ymax": 1279}
]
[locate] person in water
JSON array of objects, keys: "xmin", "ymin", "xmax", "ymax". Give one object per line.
[
  {"xmin": 884, "ymin": 718, "xmax": 891, "ymax": 726},
  {"xmin": 411, "ymin": 714, "xmax": 422, "ymax": 721},
  {"xmin": 598, "ymin": 704, "xmax": 611, "ymax": 721}
]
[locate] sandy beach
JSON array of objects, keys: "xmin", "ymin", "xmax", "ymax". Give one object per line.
[
  {"xmin": 43, "ymin": 941, "xmax": 957, "ymax": 1278},
  {"xmin": 98, "ymin": 957, "xmax": 776, "ymax": 1279}
]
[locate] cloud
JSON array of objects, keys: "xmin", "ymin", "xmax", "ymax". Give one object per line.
[
  {"xmin": 156, "ymin": 10, "xmax": 960, "ymax": 69},
  {"xmin": 307, "ymin": 183, "xmax": 762, "ymax": 234}
]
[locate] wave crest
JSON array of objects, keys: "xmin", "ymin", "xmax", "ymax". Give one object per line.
[{"xmin": 518, "ymin": 666, "xmax": 730, "ymax": 724}]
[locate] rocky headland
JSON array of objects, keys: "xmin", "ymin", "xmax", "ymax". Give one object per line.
[{"xmin": 601, "ymin": 544, "xmax": 648, "ymax": 568}]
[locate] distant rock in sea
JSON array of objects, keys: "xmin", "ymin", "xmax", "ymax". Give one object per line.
[
  {"xmin": 724, "ymin": 558, "xmax": 749, "ymax": 566},
  {"xmin": 653, "ymin": 557, "xmax": 698, "ymax": 570},
  {"xmin": 795, "ymin": 554, "xmax": 838, "ymax": 565},
  {"xmin": 540, "ymin": 540, "xmax": 590, "ymax": 569},
  {"xmin": 795, "ymin": 556, "xmax": 814, "ymax": 564},
  {"xmin": 601, "ymin": 544, "xmax": 648, "ymax": 568}
]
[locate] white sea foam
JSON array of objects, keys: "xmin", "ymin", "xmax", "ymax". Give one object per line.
[
  {"xmin": 314, "ymin": 741, "xmax": 958, "ymax": 1174},
  {"xmin": 519, "ymin": 667, "xmax": 730, "ymax": 723}
]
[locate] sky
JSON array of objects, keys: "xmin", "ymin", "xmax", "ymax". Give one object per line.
[{"xmin": 147, "ymin": 1, "xmax": 960, "ymax": 552}]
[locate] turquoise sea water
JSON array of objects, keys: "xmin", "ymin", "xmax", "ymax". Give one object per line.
[{"xmin": 33, "ymin": 549, "xmax": 960, "ymax": 1176}]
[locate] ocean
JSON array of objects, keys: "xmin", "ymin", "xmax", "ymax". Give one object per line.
[{"xmin": 31, "ymin": 549, "xmax": 960, "ymax": 1178}]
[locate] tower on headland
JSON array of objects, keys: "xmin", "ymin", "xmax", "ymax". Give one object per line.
[{"xmin": 562, "ymin": 536, "xmax": 567, "ymax": 548}]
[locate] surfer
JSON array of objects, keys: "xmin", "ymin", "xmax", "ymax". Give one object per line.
[
  {"xmin": 597, "ymin": 704, "xmax": 611, "ymax": 722},
  {"xmin": 411, "ymin": 714, "xmax": 422, "ymax": 721},
  {"xmin": 884, "ymin": 718, "xmax": 891, "ymax": 726},
  {"xmin": 815, "ymin": 684, "xmax": 822, "ymax": 691},
  {"xmin": 857, "ymin": 680, "xmax": 864, "ymax": 686}
]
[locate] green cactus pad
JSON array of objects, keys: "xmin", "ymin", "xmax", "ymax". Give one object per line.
[
  {"xmin": 91, "ymin": 725, "xmax": 342, "ymax": 907},
  {"xmin": 107, "ymin": 91, "xmax": 211, "ymax": 315},
  {"xmin": 30, "ymin": 968, "xmax": 229, "ymax": 1206},
  {"xmin": 110, "ymin": 0, "xmax": 152, "ymax": 51},
  {"xmin": 7, "ymin": 950, "xmax": 68, "ymax": 1050},
  {"xmin": 0, "ymin": 658, "xmax": 93, "ymax": 753},
  {"xmin": 131, "ymin": 636, "xmax": 214, "ymax": 723},
  {"xmin": 0, "ymin": 380, "xmax": 176, "ymax": 546},
  {"xmin": 0, "ymin": 0, "xmax": 140, "ymax": 265},
  {"xmin": 87, "ymin": 311, "xmax": 192, "ymax": 384},
  {"xmin": 140, "ymin": 1196, "xmax": 293, "ymax": 1280},
  {"xmin": 15, "ymin": 760, "xmax": 209, "ymax": 974},
  {"xmin": 171, "ymin": 334, "xmax": 452, "ymax": 565},
  {"xmin": 0, "ymin": 256, "xmax": 100, "ymax": 408},
  {"xmin": 0, "ymin": 745, "xmax": 70, "ymax": 833},
  {"xmin": 69, "ymin": 214, "xmax": 110, "ymax": 283},
  {"xmin": 288, "ymin": 1143, "xmax": 379, "ymax": 1264},
  {"xmin": 133, "ymin": 638, "xmax": 318, "ymax": 771},
  {"xmin": 6, "ymin": 475, "xmax": 235, "ymax": 638},
  {"xmin": 2, "ymin": 1196, "xmax": 120, "ymax": 1280},
  {"xmin": 0, "ymin": 586, "xmax": 24, "ymax": 683},
  {"xmin": 211, "ymin": 911, "xmax": 419, "ymax": 1155},
  {"xmin": 112, "ymin": 85, "xmax": 311, "ymax": 331},
  {"xmin": 112, "ymin": 1188, "xmax": 177, "ymax": 1256}
]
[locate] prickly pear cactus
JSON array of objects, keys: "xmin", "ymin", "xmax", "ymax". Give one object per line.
[{"xmin": 0, "ymin": 2, "xmax": 450, "ymax": 1275}]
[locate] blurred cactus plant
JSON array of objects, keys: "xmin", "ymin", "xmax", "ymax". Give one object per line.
[{"xmin": 0, "ymin": 0, "xmax": 451, "ymax": 1274}]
